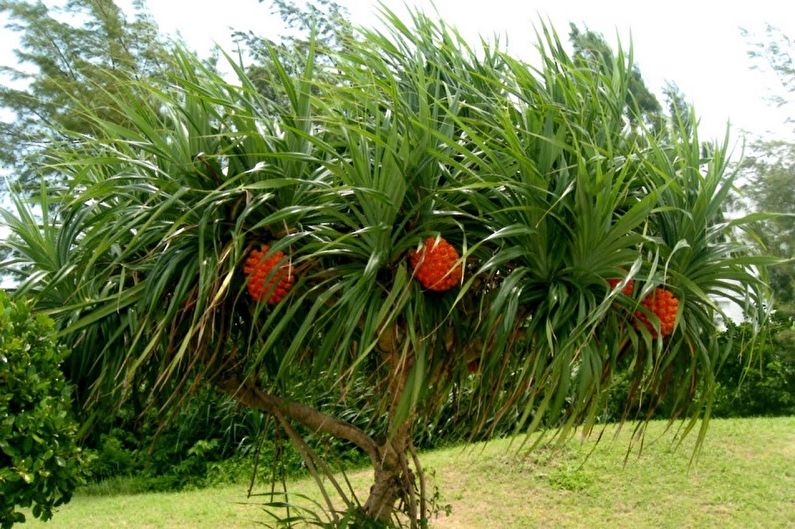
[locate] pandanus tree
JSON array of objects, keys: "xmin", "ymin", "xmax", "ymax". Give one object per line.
[{"xmin": 2, "ymin": 9, "xmax": 771, "ymax": 527}]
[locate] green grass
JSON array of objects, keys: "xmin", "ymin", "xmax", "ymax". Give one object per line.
[{"xmin": 22, "ymin": 417, "xmax": 795, "ymax": 528}]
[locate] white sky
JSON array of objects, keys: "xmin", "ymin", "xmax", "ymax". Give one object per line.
[
  {"xmin": 1, "ymin": 0, "xmax": 794, "ymax": 144},
  {"xmin": 4, "ymin": 1, "xmax": 793, "ymax": 230},
  {"xmin": 128, "ymin": 0, "xmax": 795, "ymax": 146}
]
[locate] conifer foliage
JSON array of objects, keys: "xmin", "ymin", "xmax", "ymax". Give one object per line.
[{"xmin": 0, "ymin": 0, "xmax": 170, "ymax": 187}]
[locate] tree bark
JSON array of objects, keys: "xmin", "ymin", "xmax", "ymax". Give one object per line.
[
  {"xmin": 218, "ymin": 376, "xmax": 378, "ymax": 464},
  {"xmin": 219, "ymin": 375, "xmax": 422, "ymax": 526},
  {"xmin": 362, "ymin": 424, "xmax": 412, "ymax": 523}
]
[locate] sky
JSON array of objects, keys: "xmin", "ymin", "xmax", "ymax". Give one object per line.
[
  {"xmin": 125, "ymin": 0, "xmax": 795, "ymax": 146},
  {"xmin": 1, "ymin": 0, "xmax": 793, "ymax": 145}
]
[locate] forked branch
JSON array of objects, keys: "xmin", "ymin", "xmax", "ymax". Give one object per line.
[{"xmin": 218, "ymin": 375, "xmax": 379, "ymax": 465}]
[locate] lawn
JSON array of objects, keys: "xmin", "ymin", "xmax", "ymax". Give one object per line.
[{"xmin": 22, "ymin": 417, "xmax": 795, "ymax": 528}]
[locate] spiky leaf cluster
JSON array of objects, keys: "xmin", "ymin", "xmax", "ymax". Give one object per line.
[{"xmin": 2, "ymin": 9, "xmax": 771, "ymax": 451}]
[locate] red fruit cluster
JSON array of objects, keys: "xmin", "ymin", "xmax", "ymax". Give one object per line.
[
  {"xmin": 243, "ymin": 245, "xmax": 294, "ymax": 304},
  {"xmin": 633, "ymin": 287, "xmax": 679, "ymax": 338},
  {"xmin": 409, "ymin": 236, "xmax": 463, "ymax": 292},
  {"xmin": 608, "ymin": 278, "xmax": 635, "ymax": 296}
]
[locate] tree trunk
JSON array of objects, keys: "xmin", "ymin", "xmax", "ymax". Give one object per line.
[
  {"xmin": 363, "ymin": 448, "xmax": 402, "ymax": 521},
  {"xmin": 363, "ymin": 425, "xmax": 413, "ymax": 523},
  {"xmin": 220, "ymin": 376, "xmax": 424, "ymax": 527}
]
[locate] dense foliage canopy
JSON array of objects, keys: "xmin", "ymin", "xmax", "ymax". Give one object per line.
[
  {"xmin": 2, "ymin": 9, "xmax": 772, "ymax": 526},
  {"xmin": 0, "ymin": 292, "xmax": 84, "ymax": 528},
  {"xmin": 0, "ymin": 0, "xmax": 169, "ymax": 187}
]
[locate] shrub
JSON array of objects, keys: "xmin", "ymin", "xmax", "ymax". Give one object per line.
[
  {"xmin": 602, "ymin": 317, "xmax": 795, "ymax": 421},
  {"xmin": 0, "ymin": 292, "xmax": 85, "ymax": 528},
  {"xmin": 713, "ymin": 318, "xmax": 795, "ymax": 417},
  {"xmin": 86, "ymin": 429, "xmax": 137, "ymax": 481}
]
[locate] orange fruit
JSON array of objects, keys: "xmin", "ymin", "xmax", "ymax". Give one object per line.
[
  {"xmin": 243, "ymin": 244, "xmax": 294, "ymax": 304},
  {"xmin": 409, "ymin": 236, "xmax": 463, "ymax": 292},
  {"xmin": 608, "ymin": 278, "xmax": 635, "ymax": 296},
  {"xmin": 633, "ymin": 287, "xmax": 679, "ymax": 337}
]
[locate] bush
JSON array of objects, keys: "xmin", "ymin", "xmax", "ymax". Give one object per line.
[
  {"xmin": 601, "ymin": 317, "xmax": 795, "ymax": 421},
  {"xmin": 0, "ymin": 292, "xmax": 85, "ymax": 528},
  {"xmin": 81, "ymin": 382, "xmax": 369, "ymax": 491},
  {"xmin": 713, "ymin": 317, "xmax": 795, "ymax": 417},
  {"xmin": 86, "ymin": 429, "xmax": 137, "ymax": 481}
]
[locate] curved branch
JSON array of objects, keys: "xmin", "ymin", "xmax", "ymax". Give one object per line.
[
  {"xmin": 272, "ymin": 408, "xmax": 340, "ymax": 525},
  {"xmin": 408, "ymin": 441, "xmax": 427, "ymax": 524},
  {"xmin": 218, "ymin": 375, "xmax": 378, "ymax": 465}
]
